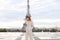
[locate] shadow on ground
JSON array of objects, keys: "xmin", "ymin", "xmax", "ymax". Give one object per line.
[
  {"xmin": 15, "ymin": 33, "xmax": 41, "ymax": 40},
  {"xmin": 15, "ymin": 33, "xmax": 24, "ymax": 40},
  {"xmin": 33, "ymin": 34, "xmax": 41, "ymax": 40}
]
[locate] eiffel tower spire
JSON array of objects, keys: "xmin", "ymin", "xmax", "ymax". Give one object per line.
[{"xmin": 26, "ymin": 0, "xmax": 31, "ymax": 17}]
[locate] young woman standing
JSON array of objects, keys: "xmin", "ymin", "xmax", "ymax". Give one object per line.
[{"xmin": 25, "ymin": 16, "xmax": 33, "ymax": 40}]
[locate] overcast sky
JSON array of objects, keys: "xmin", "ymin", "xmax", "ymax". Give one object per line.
[{"xmin": 0, "ymin": 0, "xmax": 60, "ymax": 28}]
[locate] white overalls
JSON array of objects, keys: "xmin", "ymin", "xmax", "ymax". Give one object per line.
[{"xmin": 25, "ymin": 21, "xmax": 33, "ymax": 40}]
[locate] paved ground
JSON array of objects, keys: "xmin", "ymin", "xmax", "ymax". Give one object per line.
[
  {"xmin": 0, "ymin": 32, "xmax": 60, "ymax": 40},
  {"xmin": 15, "ymin": 32, "xmax": 60, "ymax": 40},
  {"xmin": 15, "ymin": 33, "xmax": 41, "ymax": 40}
]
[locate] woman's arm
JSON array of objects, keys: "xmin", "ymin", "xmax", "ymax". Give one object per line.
[
  {"xmin": 31, "ymin": 22, "xmax": 34, "ymax": 29},
  {"xmin": 22, "ymin": 23, "xmax": 27, "ymax": 30}
]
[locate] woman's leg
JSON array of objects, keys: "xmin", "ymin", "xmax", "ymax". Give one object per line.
[
  {"xmin": 25, "ymin": 33, "xmax": 28, "ymax": 40},
  {"xmin": 29, "ymin": 31, "xmax": 33, "ymax": 40}
]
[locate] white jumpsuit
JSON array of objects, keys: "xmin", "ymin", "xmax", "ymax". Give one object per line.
[{"xmin": 25, "ymin": 21, "xmax": 33, "ymax": 40}]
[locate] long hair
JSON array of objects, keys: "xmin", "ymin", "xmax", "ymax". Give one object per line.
[{"xmin": 25, "ymin": 16, "xmax": 32, "ymax": 21}]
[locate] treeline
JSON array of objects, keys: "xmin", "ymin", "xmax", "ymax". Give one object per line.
[
  {"xmin": 0, "ymin": 28, "xmax": 20, "ymax": 32},
  {"xmin": 21, "ymin": 27, "xmax": 58, "ymax": 32},
  {"xmin": 0, "ymin": 28, "xmax": 7, "ymax": 32},
  {"xmin": 0, "ymin": 27, "xmax": 60, "ymax": 32}
]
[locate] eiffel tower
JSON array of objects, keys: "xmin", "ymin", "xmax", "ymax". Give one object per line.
[
  {"xmin": 22, "ymin": 0, "xmax": 34, "ymax": 32},
  {"xmin": 15, "ymin": 0, "xmax": 41, "ymax": 40}
]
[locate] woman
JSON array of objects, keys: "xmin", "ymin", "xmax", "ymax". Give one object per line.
[{"xmin": 25, "ymin": 16, "xmax": 33, "ymax": 40}]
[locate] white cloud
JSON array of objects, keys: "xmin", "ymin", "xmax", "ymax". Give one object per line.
[
  {"xmin": 0, "ymin": 19, "xmax": 60, "ymax": 28},
  {"xmin": 0, "ymin": 0, "xmax": 26, "ymax": 12},
  {"xmin": 30, "ymin": 0, "xmax": 57, "ymax": 13},
  {"xmin": 0, "ymin": 20, "xmax": 24, "ymax": 28},
  {"xmin": 33, "ymin": 19, "xmax": 60, "ymax": 28},
  {"xmin": 0, "ymin": 0, "xmax": 60, "ymax": 28}
]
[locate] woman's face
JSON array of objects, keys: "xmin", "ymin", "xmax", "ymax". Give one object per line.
[{"xmin": 26, "ymin": 18, "xmax": 30, "ymax": 21}]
